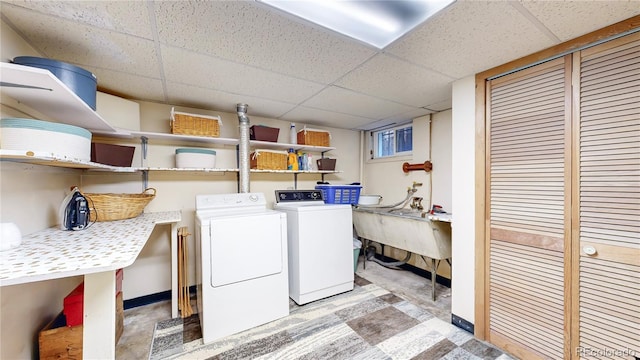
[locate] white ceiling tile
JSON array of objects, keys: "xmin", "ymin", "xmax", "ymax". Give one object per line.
[
  {"xmin": 2, "ymin": 1, "xmax": 153, "ymax": 39},
  {"xmin": 302, "ymin": 86, "xmax": 417, "ymax": 120},
  {"xmin": 281, "ymin": 106, "xmax": 375, "ymax": 130},
  {"xmin": 161, "ymin": 45, "xmax": 324, "ymax": 105},
  {"xmin": 166, "ymin": 82, "xmax": 297, "ymax": 119},
  {"xmin": 1, "ymin": 5, "xmax": 160, "ymax": 78},
  {"xmin": 84, "ymin": 67, "xmax": 165, "ymax": 103},
  {"xmin": 519, "ymin": 1, "xmax": 640, "ymax": 41},
  {"xmin": 387, "ymin": 1, "xmax": 558, "ymax": 78},
  {"xmin": 335, "ymin": 54, "xmax": 454, "ymax": 107},
  {"xmin": 152, "ymin": 1, "xmax": 376, "ymax": 84},
  {"xmin": 424, "ymin": 99, "xmax": 452, "ymax": 112}
]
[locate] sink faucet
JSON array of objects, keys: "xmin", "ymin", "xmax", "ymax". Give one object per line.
[{"xmin": 408, "ymin": 181, "xmax": 423, "ymax": 194}]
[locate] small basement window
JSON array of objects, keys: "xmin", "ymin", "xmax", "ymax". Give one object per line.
[{"xmin": 371, "ymin": 124, "xmax": 412, "ymax": 159}]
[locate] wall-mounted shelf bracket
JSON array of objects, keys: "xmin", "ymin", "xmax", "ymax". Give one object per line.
[
  {"xmin": 142, "ymin": 170, "xmax": 149, "ymax": 190},
  {"xmin": 140, "ymin": 136, "xmax": 149, "ymax": 164}
]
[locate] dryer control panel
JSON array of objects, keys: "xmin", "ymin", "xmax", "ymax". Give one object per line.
[{"xmin": 196, "ymin": 192, "xmax": 267, "ymax": 211}]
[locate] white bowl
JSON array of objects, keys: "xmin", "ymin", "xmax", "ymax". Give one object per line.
[
  {"xmin": 175, "ymin": 148, "xmax": 216, "ymax": 168},
  {"xmin": 1, "ymin": 118, "xmax": 92, "ymax": 161},
  {"xmin": 358, "ymin": 195, "xmax": 382, "ymax": 205}
]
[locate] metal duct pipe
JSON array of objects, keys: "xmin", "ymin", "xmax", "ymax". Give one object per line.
[{"xmin": 237, "ymin": 103, "xmax": 250, "ymax": 193}]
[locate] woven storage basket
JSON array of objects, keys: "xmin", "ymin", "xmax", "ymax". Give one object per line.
[
  {"xmin": 250, "ymin": 150, "xmax": 287, "ymax": 170},
  {"xmin": 84, "ymin": 188, "xmax": 156, "ymax": 222},
  {"xmin": 297, "ymin": 128, "xmax": 330, "ymax": 147},
  {"xmin": 170, "ymin": 107, "xmax": 221, "ymax": 137}
]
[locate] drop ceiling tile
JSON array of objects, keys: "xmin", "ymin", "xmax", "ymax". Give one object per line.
[
  {"xmin": 166, "ymin": 82, "xmax": 298, "ymax": 119},
  {"xmin": 1, "ymin": 5, "xmax": 160, "ymax": 78},
  {"xmin": 2, "ymin": 1, "xmax": 153, "ymax": 38},
  {"xmin": 281, "ymin": 106, "xmax": 375, "ymax": 130},
  {"xmin": 302, "ymin": 86, "xmax": 417, "ymax": 120},
  {"xmin": 335, "ymin": 54, "xmax": 454, "ymax": 107},
  {"xmin": 83, "ymin": 67, "xmax": 165, "ymax": 104},
  {"xmin": 519, "ymin": 1, "xmax": 640, "ymax": 41},
  {"xmin": 387, "ymin": 1, "xmax": 557, "ymax": 78},
  {"xmin": 161, "ymin": 45, "xmax": 324, "ymax": 105},
  {"xmin": 152, "ymin": 1, "xmax": 376, "ymax": 84},
  {"xmin": 424, "ymin": 99, "xmax": 452, "ymax": 112}
]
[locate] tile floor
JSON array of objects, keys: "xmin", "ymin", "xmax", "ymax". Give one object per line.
[{"xmin": 116, "ymin": 258, "xmax": 494, "ymax": 359}]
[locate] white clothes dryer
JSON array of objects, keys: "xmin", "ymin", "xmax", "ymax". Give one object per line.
[
  {"xmin": 195, "ymin": 193, "xmax": 288, "ymax": 344},
  {"xmin": 274, "ymin": 189, "xmax": 354, "ymax": 305}
]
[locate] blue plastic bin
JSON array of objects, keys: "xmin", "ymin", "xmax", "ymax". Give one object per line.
[{"xmin": 315, "ymin": 184, "xmax": 362, "ymax": 204}]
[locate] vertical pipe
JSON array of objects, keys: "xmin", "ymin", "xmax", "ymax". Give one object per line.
[{"xmin": 236, "ymin": 103, "xmax": 250, "ymax": 193}]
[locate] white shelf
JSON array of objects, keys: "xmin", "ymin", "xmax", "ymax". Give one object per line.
[
  {"xmin": 0, "ymin": 152, "xmax": 342, "ymax": 175},
  {"xmin": 0, "ymin": 62, "xmax": 116, "ymax": 132},
  {"xmin": 250, "ymin": 169, "xmax": 340, "ymax": 174},
  {"xmin": 250, "ymin": 140, "xmax": 335, "ymax": 152},
  {"xmin": 0, "ymin": 150, "xmax": 136, "ymax": 172},
  {"xmin": 131, "ymin": 131, "xmax": 239, "ymax": 146}
]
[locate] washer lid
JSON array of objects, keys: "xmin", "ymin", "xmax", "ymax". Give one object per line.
[{"xmin": 275, "ymin": 189, "xmax": 324, "ymax": 203}]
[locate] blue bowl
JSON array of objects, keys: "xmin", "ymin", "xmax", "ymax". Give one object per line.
[{"xmin": 13, "ymin": 56, "xmax": 97, "ymax": 110}]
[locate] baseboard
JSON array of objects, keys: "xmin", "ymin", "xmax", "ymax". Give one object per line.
[
  {"xmin": 123, "ymin": 285, "xmax": 198, "ymax": 310},
  {"xmin": 370, "ymin": 253, "xmax": 451, "ymax": 288},
  {"xmin": 451, "ymin": 313, "xmax": 474, "ymax": 334}
]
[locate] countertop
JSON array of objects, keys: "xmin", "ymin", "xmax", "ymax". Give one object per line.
[{"xmin": 0, "ymin": 211, "xmax": 181, "ymax": 286}]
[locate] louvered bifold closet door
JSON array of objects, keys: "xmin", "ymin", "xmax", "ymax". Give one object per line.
[
  {"xmin": 576, "ymin": 32, "xmax": 640, "ymax": 359},
  {"xmin": 487, "ymin": 56, "xmax": 570, "ymax": 360}
]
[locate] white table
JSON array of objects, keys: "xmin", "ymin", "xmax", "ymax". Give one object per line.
[{"xmin": 0, "ymin": 211, "xmax": 181, "ymax": 359}]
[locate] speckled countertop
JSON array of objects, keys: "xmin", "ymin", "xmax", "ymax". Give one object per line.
[{"xmin": 0, "ymin": 211, "xmax": 181, "ymax": 287}]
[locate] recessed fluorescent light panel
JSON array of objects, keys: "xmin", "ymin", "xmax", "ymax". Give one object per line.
[{"xmin": 257, "ymin": 0, "xmax": 455, "ymax": 49}]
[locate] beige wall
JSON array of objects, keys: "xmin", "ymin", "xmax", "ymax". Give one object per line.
[
  {"xmin": 359, "ymin": 111, "xmax": 453, "ymax": 278},
  {"xmin": 451, "ymin": 76, "xmax": 477, "ymax": 324}
]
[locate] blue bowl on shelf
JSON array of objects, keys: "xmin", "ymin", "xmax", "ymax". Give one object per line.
[{"xmin": 13, "ymin": 56, "xmax": 97, "ymax": 110}]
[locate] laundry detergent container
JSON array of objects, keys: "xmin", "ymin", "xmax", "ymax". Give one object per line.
[
  {"xmin": 13, "ymin": 56, "xmax": 97, "ymax": 110},
  {"xmin": 0, "ymin": 118, "xmax": 92, "ymax": 161},
  {"xmin": 175, "ymin": 148, "xmax": 216, "ymax": 168}
]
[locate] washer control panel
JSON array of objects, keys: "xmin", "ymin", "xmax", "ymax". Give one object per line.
[{"xmin": 275, "ymin": 190, "xmax": 324, "ymax": 203}]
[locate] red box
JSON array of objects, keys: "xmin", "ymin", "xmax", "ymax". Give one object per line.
[
  {"xmin": 63, "ymin": 269, "xmax": 123, "ymax": 327},
  {"xmin": 63, "ymin": 283, "xmax": 84, "ymax": 327}
]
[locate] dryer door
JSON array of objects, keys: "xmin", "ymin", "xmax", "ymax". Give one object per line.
[{"xmin": 209, "ymin": 212, "xmax": 283, "ymax": 287}]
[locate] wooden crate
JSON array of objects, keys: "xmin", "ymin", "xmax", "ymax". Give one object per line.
[
  {"xmin": 250, "ymin": 149, "xmax": 287, "ymax": 170},
  {"xmin": 39, "ymin": 292, "xmax": 124, "ymax": 360},
  {"xmin": 297, "ymin": 128, "xmax": 330, "ymax": 146},
  {"xmin": 170, "ymin": 107, "xmax": 221, "ymax": 137}
]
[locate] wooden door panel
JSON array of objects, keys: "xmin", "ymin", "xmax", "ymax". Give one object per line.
[
  {"xmin": 576, "ymin": 32, "xmax": 640, "ymax": 360},
  {"xmin": 488, "ymin": 57, "xmax": 569, "ymax": 359}
]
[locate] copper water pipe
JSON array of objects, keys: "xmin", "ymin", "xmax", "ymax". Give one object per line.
[{"xmin": 402, "ymin": 161, "xmax": 433, "ymax": 173}]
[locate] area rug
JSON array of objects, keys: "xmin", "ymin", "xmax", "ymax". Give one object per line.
[{"xmin": 149, "ymin": 276, "xmax": 506, "ymax": 360}]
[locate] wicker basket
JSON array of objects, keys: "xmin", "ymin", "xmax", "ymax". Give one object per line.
[
  {"xmin": 297, "ymin": 128, "xmax": 330, "ymax": 147},
  {"xmin": 250, "ymin": 150, "xmax": 287, "ymax": 170},
  {"xmin": 170, "ymin": 107, "xmax": 221, "ymax": 137},
  {"xmin": 84, "ymin": 188, "xmax": 156, "ymax": 222}
]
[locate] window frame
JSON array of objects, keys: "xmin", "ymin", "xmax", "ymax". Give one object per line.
[{"xmin": 369, "ymin": 123, "xmax": 413, "ymax": 160}]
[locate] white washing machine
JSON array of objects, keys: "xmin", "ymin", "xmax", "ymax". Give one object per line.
[
  {"xmin": 274, "ymin": 189, "xmax": 354, "ymax": 305},
  {"xmin": 195, "ymin": 192, "xmax": 288, "ymax": 344}
]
